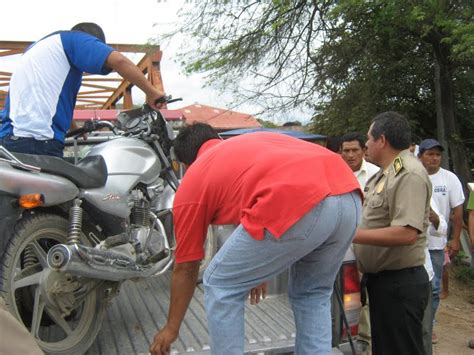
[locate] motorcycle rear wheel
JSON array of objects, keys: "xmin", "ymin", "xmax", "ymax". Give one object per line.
[{"xmin": 0, "ymin": 213, "xmax": 108, "ymax": 355}]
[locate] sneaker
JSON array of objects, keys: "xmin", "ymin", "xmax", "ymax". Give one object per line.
[{"xmin": 432, "ymin": 332, "xmax": 439, "ymax": 344}]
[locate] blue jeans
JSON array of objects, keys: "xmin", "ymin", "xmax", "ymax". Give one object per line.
[
  {"xmin": 429, "ymin": 249, "xmax": 444, "ymax": 324},
  {"xmin": 0, "ymin": 135, "xmax": 64, "ymax": 157},
  {"xmin": 203, "ymin": 191, "xmax": 361, "ymax": 355}
]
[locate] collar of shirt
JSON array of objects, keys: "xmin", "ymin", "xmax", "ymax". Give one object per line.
[
  {"xmin": 196, "ymin": 138, "xmax": 222, "ymax": 160},
  {"xmin": 354, "ymin": 159, "xmax": 369, "ymax": 177}
]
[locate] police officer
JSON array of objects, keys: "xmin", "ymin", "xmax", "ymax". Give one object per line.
[{"xmin": 353, "ymin": 111, "xmax": 431, "ymax": 355}]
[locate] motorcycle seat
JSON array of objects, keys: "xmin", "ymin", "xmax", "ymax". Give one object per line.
[{"xmin": 12, "ymin": 153, "xmax": 108, "ymax": 188}]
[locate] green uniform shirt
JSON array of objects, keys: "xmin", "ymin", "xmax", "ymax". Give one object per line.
[{"xmin": 354, "ymin": 150, "xmax": 432, "ymax": 273}]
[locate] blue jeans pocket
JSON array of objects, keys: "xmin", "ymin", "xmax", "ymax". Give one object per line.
[{"xmin": 267, "ymin": 201, "xmax": 323, "ymax": 242}]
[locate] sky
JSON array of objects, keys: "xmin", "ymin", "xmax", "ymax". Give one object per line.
[{"xmin": 0, "ymin": 0, "xmax": 276, "ymax": 119}]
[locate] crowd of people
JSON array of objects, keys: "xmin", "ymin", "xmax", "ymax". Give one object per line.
[{"xmin": 0, "ymin": 21, "xmax": 472, "ymax": 355}]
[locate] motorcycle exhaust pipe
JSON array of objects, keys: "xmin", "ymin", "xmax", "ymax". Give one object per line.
[{"xmin": 47, "ymin": 243, "xmax": 173, "ymax": 282}]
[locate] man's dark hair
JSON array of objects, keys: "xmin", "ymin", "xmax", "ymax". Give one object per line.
[
  {"xmin": 71, "ymin": 22, "xmax": 106, "ymax": 43},
  {"xmin": 370, "ymin": 111, "xmax": 411, "ymax": 150},
  {"xmin": 174, "ymin": 123, "xmax": 220, "ymax": 165},
  {"xmin": 340, "ymin": 132, "xmax": 366, "ymax": 150}
]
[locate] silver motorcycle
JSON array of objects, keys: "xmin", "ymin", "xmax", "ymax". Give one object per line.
[{"xmin": 0, "ymin": 98, "xmax": 200, "ymax": 354}]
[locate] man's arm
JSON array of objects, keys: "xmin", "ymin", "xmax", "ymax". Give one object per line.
[
  {"xmin": 353, "ymin": 225, "xmax": 419, "ymax": 246},
  {"xmin": 448, "ymin": 205, "xmax": 464, "ymax": 257},
  {"xmin": 150, "ymin": 261, "xmax": 200, "ymax": 355},
  {"xmin": 105, "ymin": 51, "xmax": 165, "ymax": 110},
  {"xmin": 469, "ymin": 210, "xmax": 474, "ymax": 247}
]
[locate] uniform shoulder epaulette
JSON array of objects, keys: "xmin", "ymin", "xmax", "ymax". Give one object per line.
[{"xmin": 393, "ymin": 156, "xmax": 403, "ymax": 176}]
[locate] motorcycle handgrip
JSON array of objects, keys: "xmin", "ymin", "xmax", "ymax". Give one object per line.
[
  {"xmin": 66, "ymin": 127, "xmax": 87, "ymax": 138},
  {"xmin": 154, "ymin": 96, "xmax": 183, "ymax": 106},
  {"xmin": 66, "ymin": 120, "xmax": 116, "ymax": 138},
  {"xmin": 155, "ymin": 95, "xmax": 172, "ymax": 105},
  {"xmin": 167, "ymin": 98, "xmax": 183, "ymax": 104}
]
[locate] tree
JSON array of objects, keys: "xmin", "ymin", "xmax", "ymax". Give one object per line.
[{"xmin": 163, "ymin": 0, "xmax": 473, "ymax": 185}]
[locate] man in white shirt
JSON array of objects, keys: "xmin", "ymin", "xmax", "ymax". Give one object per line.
[
  {"xmin": 423, "ymin": 198, "xmax": 448, "ymax": 354},
  {"xmin": 418, "ymin": 138, "xmax": 465, "ymax": 343},
  {"xmin": 340, "ymin": 132, "xmax": 379, "ymax": 189}
]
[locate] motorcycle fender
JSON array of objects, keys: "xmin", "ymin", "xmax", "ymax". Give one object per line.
[{"xmin": 0, "ymin": 163, "xmax": 79, "ymax": 205}]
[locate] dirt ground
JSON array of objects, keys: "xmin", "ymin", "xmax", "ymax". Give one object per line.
[{"xmin": 433, "ymin": 266, "xmax": 474, "ymax": 355}]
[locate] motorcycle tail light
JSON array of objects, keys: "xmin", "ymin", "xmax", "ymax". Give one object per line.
[{"xmin": 18, "ymin": 193, "xmax": 44, "ymax": 209}]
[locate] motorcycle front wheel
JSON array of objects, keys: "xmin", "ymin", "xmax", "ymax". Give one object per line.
[{"xmin": 0, "ymin": 213, "xmax": 108, "ymax": 355}]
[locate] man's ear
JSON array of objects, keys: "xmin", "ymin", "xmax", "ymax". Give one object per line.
[{"xmin": 378, "ymin": 134, "xmax": 387, "ymax": 148}]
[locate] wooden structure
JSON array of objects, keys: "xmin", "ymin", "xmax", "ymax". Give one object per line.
[{"xmin": 0, "ymin": 41, "xmax": 164, "ymax": 110}]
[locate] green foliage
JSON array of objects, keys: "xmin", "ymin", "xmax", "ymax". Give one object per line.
[
  {"xmin": 160, "ymin": 0, "xmax": 473, "ymax": 165},
  {"xmin": 257, "ymin": 118, "xmax": 279, "ymax": 128},
  {"xmin": 453, "ymin": 263, "xmax": 474, "ymax": 285}
]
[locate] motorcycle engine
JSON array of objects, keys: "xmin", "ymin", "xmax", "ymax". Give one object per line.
[{"xmin": 129, "ymin": 188, "xmax": 165, "ymax": 262}]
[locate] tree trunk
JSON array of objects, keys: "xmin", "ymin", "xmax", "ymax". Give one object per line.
[
  {"xmin": 433, "ymin": 59, "xmax": 449, "ymax": 169},
  {"xmin": 433, "ymin": 44, "xmax": 473, "ymax": 193}
]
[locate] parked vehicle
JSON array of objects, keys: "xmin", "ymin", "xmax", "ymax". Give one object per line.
[{"xmin": 0, "ymin": 101, "xmax": 361, "ymax": 354}]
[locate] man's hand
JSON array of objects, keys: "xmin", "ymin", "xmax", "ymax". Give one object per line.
[
  {"xmin": 448, "ymin": 238, "xmax": 461, "ymax": 258},
  {"xmin": 147, "ymin": 89, "xmax": 167, "ymax": 111},
  {"xmin": 249, "ymin": 282, "xmax": 267, "ymax": 305},
  {"xmin": 429, "ymin": 208, "xmax": 440, "ymax": 230},
  {"xmin": 150, "ymin": 325, "xmax": 178, "ymax": 355}
]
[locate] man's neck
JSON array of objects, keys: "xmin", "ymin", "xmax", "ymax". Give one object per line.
[
  {"xmin": 428, "ymin": 167, "xmax": 441, "ymax": 175},
  {"xmin": 353, "ymin": 161, "xmax": 363, "ymax": 172},
  {"xmin": 379, "ymin": 150, "xmax": 401, "ymax": 171}
]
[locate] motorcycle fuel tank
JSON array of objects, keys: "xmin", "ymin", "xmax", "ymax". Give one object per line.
[{"xmin": 82, "ymin": 138, "xmax": 162, "ymax": 218}]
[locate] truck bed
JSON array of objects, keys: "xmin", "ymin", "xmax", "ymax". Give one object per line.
[{"xmin": 87, "ymin": 272, "xmax": 298, "ymax": 354}]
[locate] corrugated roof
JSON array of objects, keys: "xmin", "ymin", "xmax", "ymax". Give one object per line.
[{"xmin": 180, "ymin": 103, "xmax": 261, "ymax": 130}]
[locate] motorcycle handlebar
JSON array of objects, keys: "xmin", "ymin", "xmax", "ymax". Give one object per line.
[
  {"xmin": 154, "ymin": 95, "xmax": 183, "ymax": 107},
  {"xmin": 66, "ymin": 120, "xmax": 117, "ymax": 138}
]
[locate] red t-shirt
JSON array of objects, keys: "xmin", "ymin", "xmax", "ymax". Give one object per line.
[{"xmin": 173, "ymin": 132, "xmax": 361, "ymax": 263}]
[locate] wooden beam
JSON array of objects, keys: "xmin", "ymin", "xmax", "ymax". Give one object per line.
[
  {"xmin": 123, "ymin": 87, "xmax": 133, "ymax": 109},
  {"xmin": 77, "ymin": 95, "xmax": 110, "ymax": 99},
  {"xmin": 76, "ymin": 98, "xmax": 106, "ymax": 104},
  {"xmin": 0, "ymin": 49, "xmax": 23, "ymax": 57},
  {"xmin": 77, "ymin": 89, "xmax": 111, "ymax": 95},
  {"xmin": 80, "ymin": 83, "xmax": 116, "ymax": 91},
  {"xmin": 101, "ymin": 53, "xmax": 155, "ymax": 109},
  {"xmin": 81, "ymin": 77, "xmax": 123, "ymax": 82}
]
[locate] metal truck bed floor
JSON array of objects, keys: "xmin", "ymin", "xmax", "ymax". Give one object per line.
[{"xmin": 87, "ymin": 272, "xmax": 296, "ymax": 354}]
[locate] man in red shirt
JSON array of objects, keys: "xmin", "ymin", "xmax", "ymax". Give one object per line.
[{"xmin": 150, "ymin": 123, "xmax": 362, "ymax": 355}]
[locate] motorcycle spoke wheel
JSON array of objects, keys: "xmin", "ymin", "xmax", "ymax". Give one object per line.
[{"xmin": 0, "ymin": 213, "xmax": 107, "ymax": 355}]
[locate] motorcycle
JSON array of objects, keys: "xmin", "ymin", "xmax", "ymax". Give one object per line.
[{"xmin": 0, "ymin": 97, "xmax": 199, "ymax": 354}]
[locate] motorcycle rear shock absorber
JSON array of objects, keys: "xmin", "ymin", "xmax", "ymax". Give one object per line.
[{"xmin": 67, "ymin": 198, "xmax": 83, "ymax": 245}]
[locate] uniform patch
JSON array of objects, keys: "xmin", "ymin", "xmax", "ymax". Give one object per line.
[
  {"xmin": 393, "ymin": 157, "xmax": 403, "ymax": 175},
  {"xmin": 375, "ymin": 180, "xmax": 385, "ymax": 194}
]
